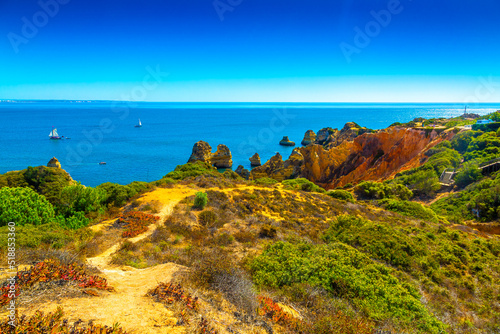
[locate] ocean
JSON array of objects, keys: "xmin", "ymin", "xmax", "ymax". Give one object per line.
[{"xmin": 0, "ymin": 102, "xmax": 497, "ymax": 187}]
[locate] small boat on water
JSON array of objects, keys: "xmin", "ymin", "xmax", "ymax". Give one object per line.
[
  {"xmin": 134, "ymin": 119, "xmax": 142, "ymax": 127},
  {"xmin": 49, "ymin": 127, "xmax": 61, "ymax": 140},
  {"xmin": 99, "ymin": 162, "xmax": 107, "ymax": 165}
]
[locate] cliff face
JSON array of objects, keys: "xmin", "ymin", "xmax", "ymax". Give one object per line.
[
  {"xmin": 299, "ymin": 127, "xmax": 455, "ymax": 189},
  {"xmin": 251, "ymin": 127, "xmax": 455, "ymax": 189}
]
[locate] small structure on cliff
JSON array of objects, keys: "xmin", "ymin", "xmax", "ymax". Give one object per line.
[
  {"xmin": 188, "ymin": 141, "xmax": 233, "ymax": 168},
  {"xmin": 279, "ymin": 136, "xmax": 295, "ymax": 146},
  {"xmin": 47, "ymin": 157, "xmax": 61, "ymax": 168},
  {"xmin": 249, "ymin": 153, "xmax": 261, "ymax": 167},
  {"xmin": 301, "ymin": 130, "xmax": 316, "ymax": 146}
]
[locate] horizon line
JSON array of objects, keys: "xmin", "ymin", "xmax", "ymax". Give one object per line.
[{"xmin": 1, "ymin": 99, "xmax": 500, "ymax": 105}]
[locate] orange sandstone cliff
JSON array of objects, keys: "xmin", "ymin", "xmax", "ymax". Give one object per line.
[{"xmin": 251, "ymin": 127, "xmax": 456, "ymax": 189}]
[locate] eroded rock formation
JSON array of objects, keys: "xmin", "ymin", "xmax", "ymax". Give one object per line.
[
  {"xmin": 211, "ymin": 144, "xmax": 233, "ymax": 168},
  {"xmin": 252, "ymin": 126, "xmax": 455, "ymax": 189},
  {"xmin": 250, "ymin": 153, "xmax": 261, "ymax": 167},
  {"xmin": 47, "ymin": 157, "xmax": 61, "ymax": 168},
  {"xmin": 235, "ymin": 165, "xmax": 250, "ymax": 179},
  {"xmin": 301, "ymin": 130, "xmax": 316, "ymax": 146},
  {"xmin": 188, "ymin": 141, "xmax": 233, "ymax": 168},
  {"xmin": 188, "ymin": 141, "xmax": 212, "ymax": 164},
  {"xmin": 250, "ymin": 149, "xmax": 304, "ymax": 181},
  {"xmin": 279, "ymin": 136, "xmax": 295, "ymax": 146}
]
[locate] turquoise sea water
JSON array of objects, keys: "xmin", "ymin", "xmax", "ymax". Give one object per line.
[{"xmin": 0, "ymin": 102, "xmax": 498, "ymax": 187}]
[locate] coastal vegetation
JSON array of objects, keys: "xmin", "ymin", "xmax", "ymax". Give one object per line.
[{"xmin": 1, "ymin": 111, "xmax": 500, "ymax": 333}]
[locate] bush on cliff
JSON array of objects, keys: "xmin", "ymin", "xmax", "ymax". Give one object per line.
[
  {"xmin": 326, "ymin": 189, "xmax": 355, "ymax": 202},
  {"xmin": 354, "ymin": 181, "xmax": 412, "ymax": 200},
  {"xmin": 322, "ymin": 214, "xmax": 500, "ymax": 331},
  {"xmin": 0, "ymin": 187, "xmax": 55, "ymax": 226},
  {"xmin": 57, "ymin": 184, "xmax": 107, "ymax": 217},
  {"xmin": 253, "ymin": 177, "xmax": 279, "ymax": 186},
  {"xmin": 0, "ymin": 166, "xmax": 73, "ymax": 206},
  {"xmin": 97, "ymin": 181, "xmax": 151, "ymax": 207},
  {"xmin": 463, "ymin": 132, "xmax": 500, "ymax": 163},
  {"xmin": 194, "ymin": 191, "xmax": 208, "ymax": 209},
  {"xmin": 164, "ymin": 161, "xmax": 217, "ymax": 180},
  {"xmin": 454, "ymin": 162, "xmax": 482, "ymax": 188},
  {"xmin": 282, "ymin": 178, "xmax": 325, "ymax": 193},
  {"xmin": 250, "ymin": 241, "xmax": 445, "ymax": 333},
  {"xmin": 451, "ymin": 130, "xmax": 483, "ymax": 153},
  {"xmin": 379, "ymin": 199, "xmax": 439, "ymax": 223}
]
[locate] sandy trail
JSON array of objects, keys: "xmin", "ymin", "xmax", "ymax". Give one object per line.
[{"xmin": 13, "ymin": 187, "xmax": 197, "ymax": 333}]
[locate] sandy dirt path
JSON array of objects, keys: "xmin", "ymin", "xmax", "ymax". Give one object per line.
[{"xmin": 13, "ymin": 187, "xmax": 197, "ymax": 333}]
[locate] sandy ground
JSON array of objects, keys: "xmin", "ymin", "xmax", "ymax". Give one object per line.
[{"xmin": 5, "ymin": 186, "xmax": 197, "ymax": 333}]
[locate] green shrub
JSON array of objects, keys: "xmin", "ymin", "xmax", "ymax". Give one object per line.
[
  {"xmin": 380, "ymin": 199, "xmax": 439, "ymax": 223},
  {"xmin": 326, "ymin": 189, "xmax": 355, "ymax": 202},
  {"xmin": 0, "ymin": 187, "xmax": 55, "ymax": 226},
  {"xmin": 282, "ymin": 178, "xmax": 325, "ymax": 193},
  {"xmin": 432, "ymin": 176, "xmax": 500, "ymax": 222},
  {"xmin": 253, "ymin": 177, "xmax": 279, "ymax": 186},
  {"xmin": 354, "ymin": 181, "xmax": 413, "ymax": 200},
  {"xmin": 97, "ymin": 181, "xmax": 151, "ymax": 207},
  {"xmin": 250, "ymin": 241, "xmax": 445, "ymax": 333},
  {"xmin": 451, "ymin": 130, "xmax": 483, "ymax": 153},
  {"xmin": 464, "ymin": 132, "xmax": 500, "ymax": 162},
  {"xmin": 455, "ymin": 163, "xmax": 482, "ymax": 188},
  {"xmin": 198, "ymin": 210, "xmax": 217, "ymax": 227},
  {"xmin": 58, "ymin": 183, "xmax": 107, "ymax": 217},
  {"xmin": 164, "ymin": 161, "xmax": 217, "ymax": 180},
  {"xmin": 0, "ymin": 166, "xmax": 73, "ymax": 206},
  {"xmin": 194, "ymin": 192, "xmax": 208, "ymax": 209}
]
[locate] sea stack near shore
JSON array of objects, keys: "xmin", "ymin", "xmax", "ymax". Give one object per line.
[
  {"xmin": 188, "ymin": 141, "xmax": 233, "ymax": 169},
  {"xmin": 279, "ymin": 136, "xmax": 295, "ymax": 146},
  {"xmin": 47, "ymin": 157, "xmax": 61, "ymax": 168},
  {"xmin": 301, "ymin": 130, "xmax": 316, "ymax": 146},
  {"xmin": 249, "ymin": 153, "xmax": 261, "ymax": 167},
  {"xmin": 211, "ymin": 144, "xmax": 233, "ymax": 168}
]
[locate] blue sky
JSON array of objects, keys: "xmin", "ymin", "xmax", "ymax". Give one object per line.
[{"xmin": 1, "ymin": 0, "xmax": 499, "ymax": 102}]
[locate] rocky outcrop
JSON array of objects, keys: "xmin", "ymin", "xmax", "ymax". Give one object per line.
[
  {"xmin": 299, "ymin": 127, "xmax": 455, "ymax": 189},
  {"xmin": 188, "ymin": 141, "xmax": 213, "ymax": 164},
  {"xmin": 313, "ymin": 122, "xmax": 372, "ymax": 149},
  {"xmin": 252, "ymin": 127, "xmax": 455, "ymax": 189},
  {"xmin": 235, "ymin": 165, "xmax": 250, "ymax": 179},
  {"xmin": 250, "ymin": 150, "xmax": 304, "ymax": 181},
  {"xmin": 211, "ymin": 144, "xmax": 233, "ymax": 168},
  {"xmin": 316, "ymin": 128, "xmax": 336, "ymax": 145},
  {"xmin": 301, "ymin": 130, "xmax": 316, "ymax": 146},
  {"xmin": 249, "ymin": 153, "xmax": 261, "ymax": 167},
  {"xmin": 188, "ymin": 141, "xmax": 233, "ymax": 169},
  {"xmin": 279, "ymin": 136, "xmax": 295, "ymax": 146},
  {"xmin": 47, "ymin": 157, "xmax": 61, "ymax": 168}
]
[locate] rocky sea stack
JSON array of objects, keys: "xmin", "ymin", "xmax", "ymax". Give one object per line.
[
  {"xmin": 211, "ymin": 144, "xmax": 233, "ymax": 168},
  {"xmin": 301, "ymin": 130, "xmax": 316, "ymax": 146},
  {"xmin": 279, "ymin": 136, "xmax": 295, "ymax": 146},
  {"xmin": 188, "ymin": 141, "xmax": 233, "ymax": 168},
  {"xmin": 249, "ymin": 153, "xmax": 261, "ymax": 167},
  {"xmin": 47, "ymin": 157, "xmax": 61, "ymax": 168}
]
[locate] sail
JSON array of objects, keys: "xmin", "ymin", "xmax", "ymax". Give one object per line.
[
  {"xmin": 138, "ymin": 119, "xmax": 141, "ymax": 126},
  {"xmin": 49, "ymin": 131, "xmax": 53, "ymax": 137},
  {"xmin": 52, "ymin": 128, "xmax": 59, "ymax": 137}
]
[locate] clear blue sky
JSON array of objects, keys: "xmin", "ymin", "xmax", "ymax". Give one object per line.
[{"xmin": 1, "ymin": 0, "xmax": 499, "ymax": 102}]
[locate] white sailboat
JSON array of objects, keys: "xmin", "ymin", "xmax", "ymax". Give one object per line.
[
  {"xmin": 135, "ymin": 119, "xmax": 142, "ymax": 127},
  {"xmin": 49, "ymin": 127, "xmax": 61, "ymax": 140}
]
